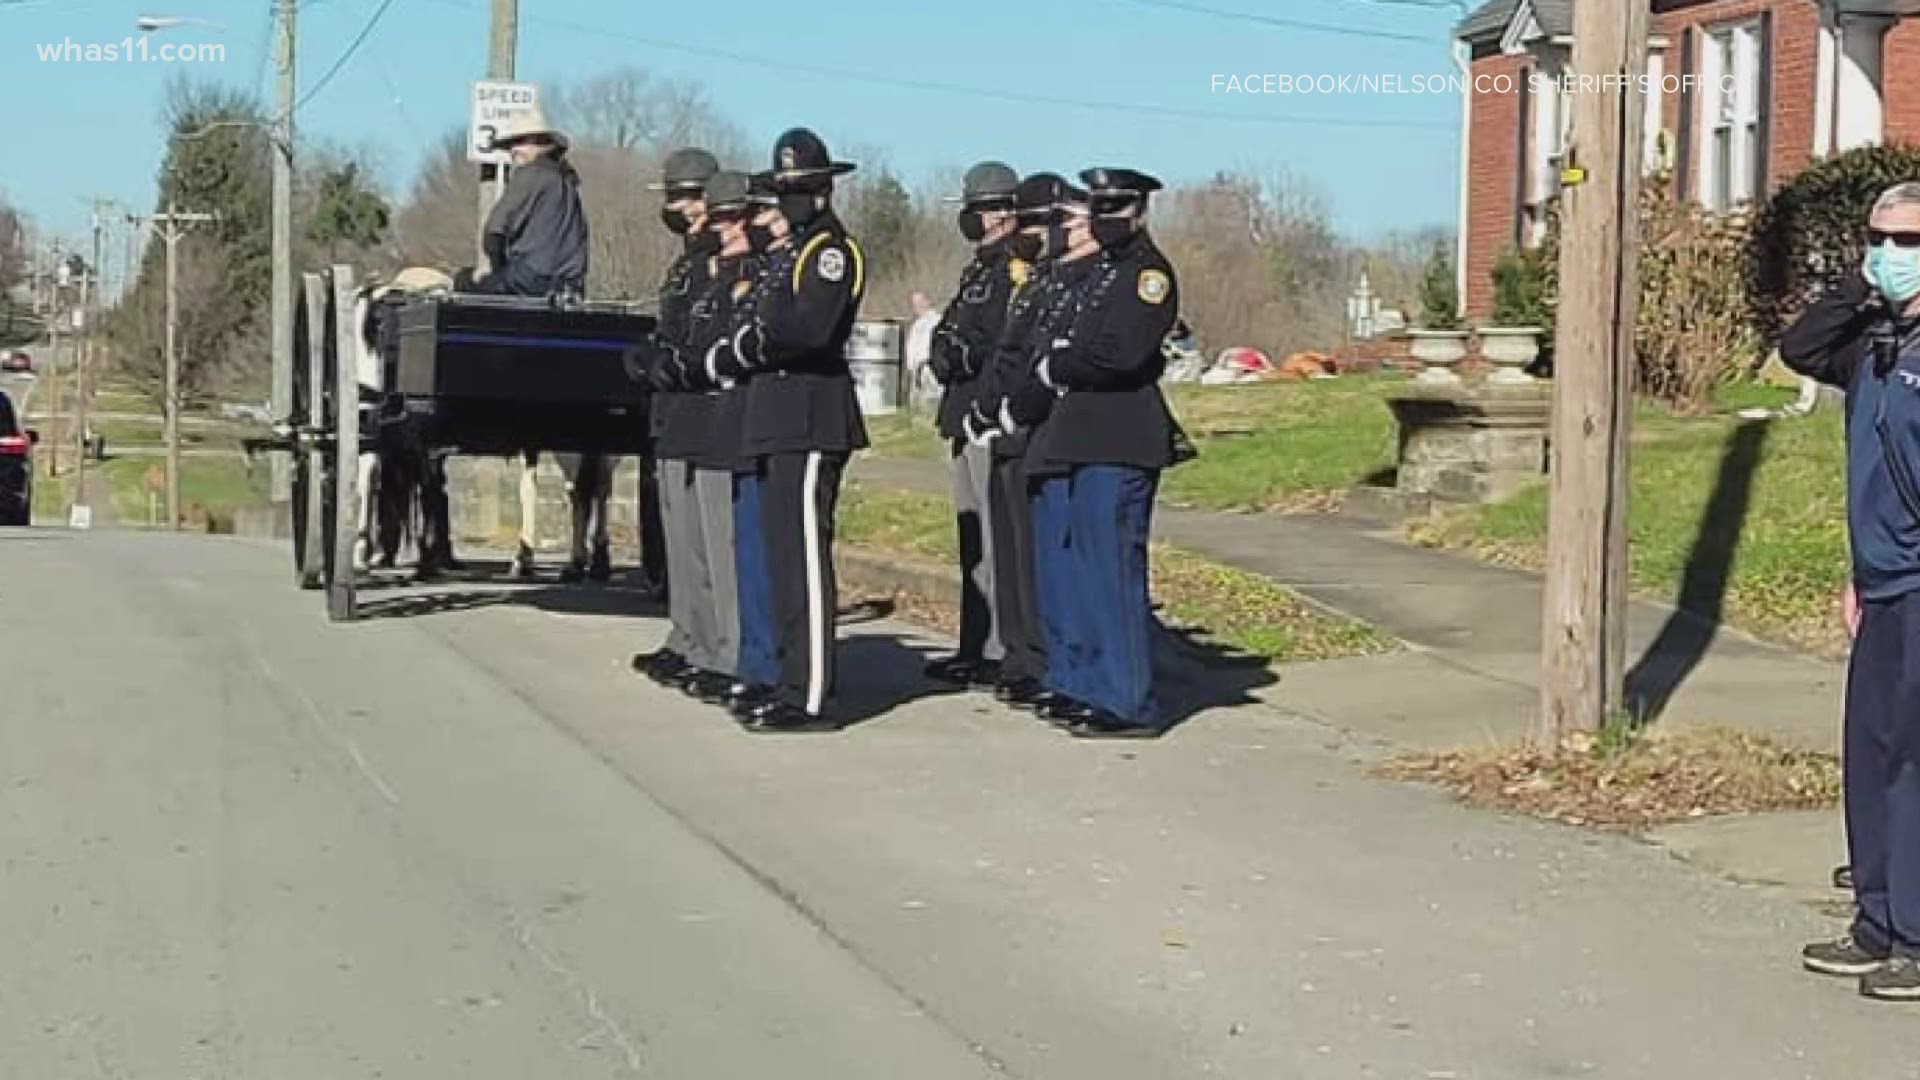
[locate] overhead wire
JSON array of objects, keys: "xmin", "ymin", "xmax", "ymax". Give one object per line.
[{"xmin": 294, "ymin": 0, "xmax": 403, "ymax": 111}]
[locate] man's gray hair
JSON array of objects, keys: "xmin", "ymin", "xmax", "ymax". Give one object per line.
[{"xmin": 1872, "ymin": 182, "xmax": 1920, "ymax": 215}]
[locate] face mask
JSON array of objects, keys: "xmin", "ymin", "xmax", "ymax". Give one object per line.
[
  {"xmin": 748, "ymin": 221, "xmax": 778, "ymax": 252},
  {"xmin": 778, "ymin": 193, "xmax": 820, "ymax": 231},
  {"xmin": 1045, "ymin": 220, "xmax": 1068, "ymax": 260},
  {"xmin": 1008, "ymin": 232, "xmax": 1042, "ymax": 263},
  {"xmin": 1869, "ymin": 242, "xmax": 1920, "ymax": 305},
  {"xmin": 1091, "ymin": 215, "xmax": 1136, "ymax": 249},
  {"xmin": 660, "ymin": 206, "xmax": 693, "ymax": 235},
  {"xmin": 957, "ymin": 210, "xmax": 987, "ymax": 243}
]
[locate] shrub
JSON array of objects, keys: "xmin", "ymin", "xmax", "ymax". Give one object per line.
[
  {"xmin": 1417, "ymin": 240, "xmax": 1462, "ymax": 330},
  {"xmin": 1749, "ymin": 143, "xmax": 1920, "ymax": 341},
  {"xmin": 1489, "ymin": 246, "xmax": 1551, "ymax": 327},
  {"xmin": 1636, "ymin": 179, "xmax": 1762, "ymax": 411}
]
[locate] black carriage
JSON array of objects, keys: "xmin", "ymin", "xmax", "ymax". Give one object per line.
[{"xmin": 259, "ymin": 266, "xmax": 655, "ymax": 622}]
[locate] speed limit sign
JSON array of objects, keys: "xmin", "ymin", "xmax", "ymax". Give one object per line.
[{"xmin": 470, "ymin": 80, "xmax": 539, "ymax": 164}]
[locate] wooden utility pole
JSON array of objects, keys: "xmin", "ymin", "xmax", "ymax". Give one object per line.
[
  {"xmin": 476, "ymin": 0, "xmax": 518, "ymax": 260},
  {"xmin": 74, "ymin": 199, "xmax": 112, "ymax": 520},
  {"xmin": 1541, "ymin": 0, "xmax": 1649, "ymax": 741},
  {"xmin": 44, "ymin": 241, "xmax": 64, "ymax": 478},
  {"xmin": 270, "ymin": 0, "xmax": 297, "ymax": 505},
  {"xmin": 141, "ymin": 205, "xmax": 217, "ymax": 530}
]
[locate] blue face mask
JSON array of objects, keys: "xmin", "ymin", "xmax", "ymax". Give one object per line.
[{"xmin": 1868, "ymin": 241, "xmax": 1920, "ymax": 305}]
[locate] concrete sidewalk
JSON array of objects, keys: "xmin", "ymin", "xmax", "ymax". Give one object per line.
[{"xmin": 852, "ymin": 455, "xmax": 1846, "ymax": 756}]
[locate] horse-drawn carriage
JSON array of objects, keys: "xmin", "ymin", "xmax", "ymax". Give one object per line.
[{"xmin": 254, "ymin": 265, "xmax": 655, "ymax": 622}]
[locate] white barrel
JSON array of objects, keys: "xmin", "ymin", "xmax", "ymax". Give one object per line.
[{"xmin": 846, "ymin": 319, "xmax": 903, "ymax": 416}]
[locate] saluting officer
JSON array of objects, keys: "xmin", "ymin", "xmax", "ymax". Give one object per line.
[
  {"xmin": 632, "ymin": 148, "xmax": 726, "ymax": 690},
  {"xmin": 965, "ymin": 172, "xmax": 1075, "ymax": 711},
  {"xmin": 923, "ymin": 161, "xmax": 1025, "ymax": 691},
  {"xmin": 1020, "ymin": 167, "xmax": 1182, "ymax": 739},
  {"xmin": 706, "ymin": 129, "xmax": 869, "ymax": 732}
]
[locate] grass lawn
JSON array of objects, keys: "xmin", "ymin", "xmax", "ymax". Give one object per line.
[
  {"xmin": 99, "ymin": 455, "xmax": 269, "ymax": 528},
  {"xmin": 1411, "ymin": 383, "xmax": 1850, "ymax": 657},
  {"xmin": 860, "ymin": 377, "xmax": 1404, "ymax": 512},
  {"xmin": 839, "ymin": 483, "xmax": 1394, "ymax": 665}
]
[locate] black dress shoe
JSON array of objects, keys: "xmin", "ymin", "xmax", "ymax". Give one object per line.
[
  {"xmin": 588, "ymin": 551, "xmax": 613, "ymax": 582},
  {"xmin": 968, "ymin": 659, "xmax": 1004, "ymax": 687},
  {"xmin": 1042, "ymin": 696, "xmax": 1093, "ymax": 726},
  {"xmin": 558, "ymin": 561, "xmax": 587, "ymax": 584},
  {"xmin": 633, "ymin": 649, "xmax": 689, "ymax": 684},
  {"xmin": 995, "ymin": 677, "xmax": 1046, "ymax": 706},
  {"xmin": 744, "ymin": 702, "xmax": 841, "ymax": 733},
  {"xmin": 684, "ymin": 670, "xmax": 735, "ymax": 703},
  {"xmin": 924, "ymin": 655, "xmax": 984, "ymax": 686},
  {"xmin": 1067, "ymin": 709, "xmax": 1161, "ymax": 740},
  {"xmin": 726, "ymin": 683, "xmax": 777, "ymax": 717},
  {"xmin": 1835, "ymin": 865, "xmax": 1855, "ymax": 891}
]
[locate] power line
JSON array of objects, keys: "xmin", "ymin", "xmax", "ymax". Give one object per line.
[
  {"xmin": 295, "ymin": 0, "xmax": 403, "ymax": 111},
  {"xmin": 1113, "ymin": 0, "xmax": 1439, "ymax": 44},
  {"xmin": 419, "ymin": 0, "xmax": 1447, "ymax": 133}
]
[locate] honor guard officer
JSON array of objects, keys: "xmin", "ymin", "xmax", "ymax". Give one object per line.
[
  {"xmin": 632, "ymin": 148, "xmax": 725, "ymax": 690},
  {"xmin": 1023, "ymin": 167, "xmax": 1182, "ymax": 739},
  {"xmin": 706, "ymin": 129, "xmax": 869, "ymax": 732},
  {"xmin": 924, "ymin": 161, "xmax": 1024, "ymax": 691},
  {"xmin": 966, "ymin": 172, "xmax": 1076, "ymax": 711}
]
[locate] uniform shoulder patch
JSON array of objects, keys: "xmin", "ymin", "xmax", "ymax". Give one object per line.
[
  {"xmin": 1137, "ymin": 269, "xmax": 1171, "ymax": 305},
  {"xmin": 816, "ymin": 246, "xmax": 847, "ymax": 283}
]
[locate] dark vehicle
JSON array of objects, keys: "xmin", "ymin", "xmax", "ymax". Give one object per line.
[
  {"xmin": 0, "ymin": 389, "xmax": 35, "ymax": 525},
  {"xmin": 0, "ymin": 350, "xmax": 32, "ymax": 373}
]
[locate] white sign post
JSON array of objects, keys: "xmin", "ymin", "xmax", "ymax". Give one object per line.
[{"xmin": 469, "ymin": 80, "xmax": 539, "ymax": 164}]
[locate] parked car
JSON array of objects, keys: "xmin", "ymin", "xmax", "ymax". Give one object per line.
[
  {"xmin": 0, "ymin": 349, "xmax": 31, "ymax": 373},
  {"xmin": 0, "ymin": 388, "xmax": 35, "ymax": 525}
]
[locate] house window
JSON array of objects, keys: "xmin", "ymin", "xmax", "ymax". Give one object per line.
[{"xmin": 1698, "ymin": 20, "xmax": 1765, "ymax": 210}]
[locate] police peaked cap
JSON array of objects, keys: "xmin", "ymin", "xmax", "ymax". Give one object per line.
[
  {"xmin": 770, "ymin": 127, "xmax": 857, "ymax": 186},
  {"xmin": 704, "ymin": 170, "xmax": 752, "ymax": 215},
  {"xmin": 649, "ymin": 147, "xmax": 720, "ymax": 194},
  {"xmin": 945, "ymin": 161, "xmax": 1020, "ymax": 208},
  {"xmin": 746, "ymin": 170, "xmax": 780, "ymax": 207},
  {"xmin": 1080, "ymin": 167, "xmax": 1163, "ymax": 204}
]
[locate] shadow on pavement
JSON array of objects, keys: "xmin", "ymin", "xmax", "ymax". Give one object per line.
[{"xmin": 1625, "ymin": 419, "xmax": 1770, "ymax": 726}]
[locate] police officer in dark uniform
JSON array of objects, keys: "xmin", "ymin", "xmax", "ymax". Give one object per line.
[
  {"xmin": 923, "ymin": 161, "xmax": 1024, "ymax": 690},
  {"xmin": 965, "ymin": 172, "xmax": 1075, "ymax": 711},
  {"xmin": 632, "ymin": 148, "xmax": 723, "ymax": 688},
  {"xmin": 706, "ymin": 129, "xmax": 868, "ymax": 732},
  {"xmin": 1012, "ymin": 167, "xmax": 1182, "ymax": 739}
]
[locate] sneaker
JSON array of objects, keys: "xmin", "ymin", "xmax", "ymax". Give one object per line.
[
  {"xmin": 1861, "ymin": 956, "xmax": 1920, "ymax": 1001},
  {"xmin": 1803, "ymin": 935, "xmax": 1888, "ymax": 977}
]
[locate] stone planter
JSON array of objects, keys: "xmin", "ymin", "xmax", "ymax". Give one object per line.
[
  {"xmin": 1477, "ymin": 326, "xmax": 1542, "ymax": 384},
  {"xmin": 1406, "ymin": 329, "xmax": 1469, "ymax": 385},
  {"xmin": 1385, "ymin": 383, "xmax": 1552, "ymax": 504}
]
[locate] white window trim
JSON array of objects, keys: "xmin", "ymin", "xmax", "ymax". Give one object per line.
[{"xmin": 1696, "ymin": 18, "xmax": 1765, "ymax": 212}]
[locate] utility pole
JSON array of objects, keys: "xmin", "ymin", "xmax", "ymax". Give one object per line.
[
  {"xmin": 270, "ymin": 0, "xmax": 297, "ymax": 504},
  {"xmin": 143, "ymin": 205, "xmax": 217, "ymax": 530},
  {"xmin": 44, "ymin": 241, "xmax": 64, "ymax": 478},
  {"xmin": 1541, "ymin": 0, "xmax": 1648, "ymax": 741},
  {"xmin": 74, "ymin": 200, "xmax": 111, "ymax": 519},
  {"xmin": 476, "ymin": 0, "xmax": 518, "ymax": 260}
]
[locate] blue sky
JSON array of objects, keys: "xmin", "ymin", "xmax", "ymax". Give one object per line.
[{"xmin": 4, "ymin": 0, "xmax": 1468, "ymax": 253}]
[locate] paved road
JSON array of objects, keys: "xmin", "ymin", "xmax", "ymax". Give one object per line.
[{"xmin": 4, "ymin": 530, "xmax": 1918, "ymax": 1079}]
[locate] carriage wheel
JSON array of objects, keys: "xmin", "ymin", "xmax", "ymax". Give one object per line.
[
  {"xmin": 325, "ymin": 266, "xmax": 361, "ymax": 623},
  {"xmin": 293, "ymin": 272, "xmax": 330, "ymax": 590}
]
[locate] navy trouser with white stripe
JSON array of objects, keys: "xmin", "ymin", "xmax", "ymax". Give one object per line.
[
  {"xmin": 1846, "ymin": 589, "xmax": 1920, "ymax": 956},
  {"xmin": 759, "ymin": 451, "xmax": 847, "ymax": 715},
  {"xmin": 732, "ymin": 472, "xmax": 780, "ymax": 690}
]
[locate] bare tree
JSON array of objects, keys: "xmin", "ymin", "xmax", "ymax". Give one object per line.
[
  {"xmin": 552, "ymin": 67, "xmax": 749, "ymax": 164},
  {"xmin": 392, "ymin": 129, "xmax": 480, "ymax": 273},
  {"xmin": 111, "ymin": 236, "xmax": 250, "ymax": 408}
]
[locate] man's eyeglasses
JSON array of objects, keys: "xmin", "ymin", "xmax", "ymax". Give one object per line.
[{"xmin": 1869, "ymin": 229, "xmax": 1920, "ymax": 249}]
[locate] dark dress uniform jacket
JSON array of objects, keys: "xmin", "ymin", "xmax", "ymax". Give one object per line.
[
  {"xmin": 975, "ymin": 260, "xmax": 1066, "ymax": 460},
  {"xmin": 932, "ymin": 240, "xmax": 1026, "ymax": 440},
  {"xmin": 1026, "ymin": 231, "xmax": 1180, "ymax": 473},
  {"xmin": 688, "ymin": 253, "xmax": 764, "ymax": 474},
  {"xmin": 645, "ymin": 245, "xmax": 711, "ymax": 458},
  {"xmin": 716, "ymin": 212, "xmax": 870, "ymax": 457},
  {"xmin": 479, "ymin": 156, "xmax": 590, "ymax": 296}
]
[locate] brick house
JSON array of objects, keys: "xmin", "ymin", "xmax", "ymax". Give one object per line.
[{"xmin": 1457, "ymin": 0, "xmax": 1920, "ymax": 317}]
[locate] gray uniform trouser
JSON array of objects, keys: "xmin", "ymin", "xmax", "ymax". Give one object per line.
[
  {"xmin": 951, "ymin": 439, "xmax": 1003, "ymax": 662},
  {"xmin": 660, "ymin": 458, "xmax": 739, "ymax": 674}
]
